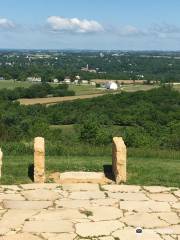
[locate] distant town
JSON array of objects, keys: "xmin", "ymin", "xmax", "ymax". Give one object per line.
[{"xmin": 0, "ymin": 50, "xmax": 180, "ymax": 89}]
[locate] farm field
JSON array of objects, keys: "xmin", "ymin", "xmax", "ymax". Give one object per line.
[
  {"xmin": 68, "ymin": 84, "xmax": 104, "ymax": 95},
  {"xmin": 121, "ymin": 84, "xmax": 158, "ymax": 92},
  {"xmin": 0, "ymin": 80, "xmax": 33, "ymax": 89},
  {"xmin": 1, "ymin": 153, "xmax": 180, "ymax": 187},
  {"xmin": 18, "ymin": 92, "xmax": 107, "ymax": 105},
  {"xmin": 174, "ymin": 84, "xmax": 180, "ymax": 91}
]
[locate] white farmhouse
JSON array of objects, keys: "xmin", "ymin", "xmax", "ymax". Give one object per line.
[
  {"xmin": 106, "ymin": 81, "xmax": 118, "ymax": 90},
  {"xmin": 64, "ymin": 77, "xmax": 71, "ymax": 84},
  {"xmin": 81, "ymin": 80, "xmax": 89, "ymax": 85},
  {"xmin": 53, "ymin": 78, "xmax": 59, "ymax": 83},
  {"xmin": 27, "ymin": 77, "xmax": 41, "ymax": 82}
]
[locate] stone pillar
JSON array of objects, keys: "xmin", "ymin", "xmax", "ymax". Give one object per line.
[
  {"xmin": 0, "ymin": 148, "xmax": 3, "ymax": 178},
  {"xmin": 112, "ymin": 137, "xmax": 127, "ymax": 183},
  {"xmin": 34, "ymin": 137, "xmax": 45, "ymax": 183}
]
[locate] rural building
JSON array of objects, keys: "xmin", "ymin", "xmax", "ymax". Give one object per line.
[
  {"xmin": 81, "ymin": 80, "xmax": 89, "ymax": 85},
  {"xmin": 75, "ymin": 75, "xmax": 81, "ymax": 80},
  {"xmin": 81, "ymin": 64, "xmax": 97, "ymax": 73},
  {"xmin": 53, "ymin": 78, "xmax": 59, "ymax": 83},
  {"xmin": 73, "ymin": 79, "xmax": 79, "ymax": 85},
  {"xmin": 90, "ymin": 81, "xmax": 96, "ymax": 86},
  {"xmin": 106, "ymin": 81, "xmax": 118, "ymax": 90},
  {"xmin": 64, "ymin": 77, "xmax": 71, "ymax": 84},
  {"xmin": 27, "ymin": 77, "xmax": 41, "ymax": 82}
]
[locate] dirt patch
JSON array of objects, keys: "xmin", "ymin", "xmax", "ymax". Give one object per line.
[{"xmin": 18, "ymin": 93, "xmax": 106, "ymax": 105}]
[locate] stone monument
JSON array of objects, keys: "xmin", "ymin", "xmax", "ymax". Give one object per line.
[
  {"xmin": 112, "ymin": 137, "xmax": 127, "ymax": 183},
  {"xmin": 34, "ymin": 137, "xmax": 45, "ymax": 183}
]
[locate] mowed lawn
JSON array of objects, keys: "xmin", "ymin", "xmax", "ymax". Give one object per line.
[{"xmin": 1, "ymin": 155, "xmax": 179, "ymax": 187}]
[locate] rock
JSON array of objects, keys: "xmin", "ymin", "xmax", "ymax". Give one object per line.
[
  {"xmin": 112, "ymin": 137, "xmax": 127, "ymax": 183},
  {"xmin": 161, "ymin": 236, "xmax": 175, "ymax": 240},
  {"xmin": 3, "ymin": 200, "xmax": 52, "ymax": 209},
  {"xmin": 75, "ymin": 220, "xmax": 124, "ymax": 237},
  {"xmin": 69, "ymin": 191, "xmax": 105, "ymax": 200},
  {"xmin": 155, "ymin": 225, "xmax": 180, "ymax": 235},
  {"xmin": 59, "ymin": 172, "xmax": 107, "ymax": 184},
  {"xmin": 174, "ymin": 190, "xmax": 180, "ymax": 198},
  {"xmin": 32, "ymin": 209, "xmax": 86, "ymax": 221},
  {"xmin": 86, "ymin": 206, "xmax": 123, "ymax": 221},
  {"xmin": 108, "ymin": 192, "xmax": 148, "ymax": 201},
  {"xmin": 62, "ymin": 183, "xmax": 99, "ymax": 191},
  {"xmin": 147, "ymin": 193, "xmax": 178, "ymax": 202},
  {"xmin": 99, "ymin": 237, "xmax": 114, "ymax": 240},
  {"xmin": 158, "ymin": 212, "xmax": 180, "ymax": 225},
  {"xmin": 55, "ymin": 199, "xmax": 91, "ymax": 209},
  {"xmin": 0, "ymin": 233, "xmax": 42, "ymax": 240},
  {"xmin": 171, "ymin": 202, "xmax": 180, "ymax": 212},
  {"xmin": 0, "ymin": 193, "xmax": 25, "ymax": 201},
  {"xmin": 91, "ymin": 198, "xmax": 118, "ymax": 207},
  {"xmin": 0, "ymin": 209, "xmax": 37, "ymax": 235},
  {"xmin": 120, "ymin": 200, "xmax": 171, "ymax": 212},
  {"xmin": 41, "ymin": 233, "xmax": 76, "ymax": 240},
  {"xmin": 112, "ymin": 228, "xmax": 162, "ymax": 240},
  {"xmin": 143, "ymin": 186, "xmax": 172, "ymax": 193},
  {"xmin": 23, "ymin": 189, "xmax": 59, "ymax": 201},
  {"xmin": 121, "ymin": 213, "xmax": 169, "ymax": 228},
  {"xmin": 34, "ymin": 137, "xmax": 45, "ymax": 183},
  {"xmin": 20, "ymin": 183, "xmax": 59, "ymax": 190},
  {"xmin": 23, "ymin": 220, "xmax": 73, "ymax": 233},
  {"xmin": 102, "ymin": 184, "xmax": 141, "ymax": 192}
]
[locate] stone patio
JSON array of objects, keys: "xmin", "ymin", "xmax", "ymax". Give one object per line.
[{"xmin": 0, "ymin": 183, "xmax": 179, "ymax": 240}]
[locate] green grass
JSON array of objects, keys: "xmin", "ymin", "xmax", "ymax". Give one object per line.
[
  {"xmin": 173, "ymin": 84, "xmax": 180, "ymax": 92},
  {"xmin": 68, "ymin": 84, "xmax": 104, "ymax": 95},
  {"xmin": 0, "ymin": 80, "xmax": 33, "ymax": 89},
  {"xmin": 0, "ymin": 80, "xmax": 103, "ymax": 95},
  {"xmin": 122, "ymin": 84, "xmax": 158, "ymax": 92},
  {"xmin": 1, "ymin": 154, "xmax": 179, "ymax": 187}
]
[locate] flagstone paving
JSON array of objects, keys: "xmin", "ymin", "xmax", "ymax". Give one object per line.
[{"xmin": 0, "ymin": 183, "xmax": 179, "ymax": 239}]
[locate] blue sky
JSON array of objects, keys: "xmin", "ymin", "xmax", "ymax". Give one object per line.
[{"xmin": 0, "ymin": 0, "xmax": 180, "ymax": 50}]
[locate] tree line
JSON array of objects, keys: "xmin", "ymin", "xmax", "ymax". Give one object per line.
[{"xmin": 0, "ymin": 86, "xmax": 179, "ymax": 151}]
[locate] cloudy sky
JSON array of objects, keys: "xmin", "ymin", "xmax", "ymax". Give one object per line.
[{"xmin": 0, "ymin": 0, "xmax": 180, "ymax": 50}]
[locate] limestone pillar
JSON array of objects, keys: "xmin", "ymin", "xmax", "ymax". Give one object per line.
[
  {"xmin": 0, "ymin": 148, "xmax": 3, "ymax": 178},
  {"xmin": 34, "ymin": 137, "xmax": 45, "ymax": 183},
  {"xmin": 112, "ymin": 137, "xmax": 127, "ymax": 183}
]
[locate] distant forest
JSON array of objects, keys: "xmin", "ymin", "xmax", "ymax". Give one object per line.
[{"xmin": 0, "ymin": 50, "xmax": 180, "ymax": 82}]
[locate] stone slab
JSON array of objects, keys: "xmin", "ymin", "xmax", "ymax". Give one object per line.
[
  {"xmin": 3, "ymin": 200, "xmax": 52, "ymax": 209},
  {"xmin": 75, "ymin": 220, "xmax": 124, "ymax": 237},
  {"xmin": 23, "ymin": 189, "xmax": 59, "ymax": 201},
  {"xmin": 23, "ymin": 220, "xmax": 74, "ymax": 233}
]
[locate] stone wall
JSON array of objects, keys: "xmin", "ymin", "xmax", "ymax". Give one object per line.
[
  {"xmin": 112, "ymin": 137, "xmax": 127, "ymax": 183},
  {"xmin": 34, "ymin": 137, "xmax": 45, "ymax": 183}
]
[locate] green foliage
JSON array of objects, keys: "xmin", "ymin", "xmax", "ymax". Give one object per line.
[
  {"xmin": 80, "ymin": 114, "xmax": 111, "ymax": 144},
  {"xmin": 0, "ymin": 83, "xmax": 75, "ymax": 100}
]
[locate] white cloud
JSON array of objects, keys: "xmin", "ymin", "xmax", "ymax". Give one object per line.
[
  {"xmin": 47, "ymin": 16, "xmax": 104, "ymax": 33},
  {"xmin": 0, "ymin": 18, "xmax": 15, "ymax": 29},
  {"xmin": 120, "ymin": 25, "xmax": 143, "ymax": 36}
]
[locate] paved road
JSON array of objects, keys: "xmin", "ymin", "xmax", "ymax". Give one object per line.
[{"xmin": 0, "ymin": 183, "xmax": 179, "ymax": 239}]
